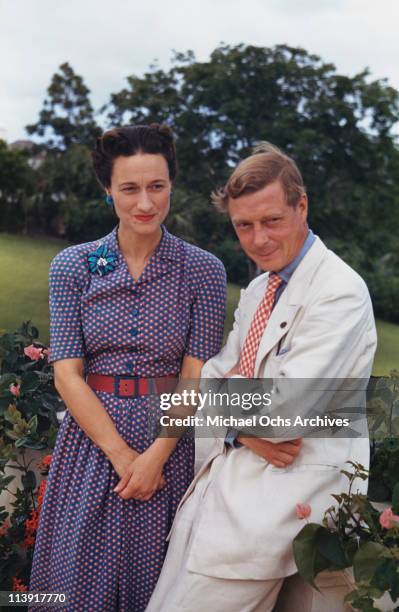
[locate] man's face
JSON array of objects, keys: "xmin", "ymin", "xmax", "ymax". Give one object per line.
[{"xmin": 228, "ymin": 180, "xmax": 308, "ymax": 272}]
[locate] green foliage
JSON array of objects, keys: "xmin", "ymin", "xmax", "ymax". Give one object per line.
[
  {"xmin": 103, "ymin": 44, "xmax": 399, "ymax": 294},
  {"xmin": 366, "ymin": 274, "xmax": 399, "ymax": 324},
  {"xmin": 369, "ymin": 438, "xmax": 399, "ymax": 503},
  {"xmin": 25, "ymin": 143, "xmax": 113, "ymax": 240},
  {"xmin": 0, "ymin": 453, "xmax": 51, "ymax": 591},
  {"xmin": 367, "ymin": 371, "xmax": 399, "ymax": 440},
  {"xmin": 292, "ymin": 523, "xmax": 333, "ymax": 587},
  {"xmin": 367, "ymin": 372, "xmax": 399, "ymax": 502},
  {"xmin": 0, "ymin": 323, "xmax": 56, "ymax": 590},
  {"xmin": 293, "ymin": 463, "xmax": 399, "ymax": 611},
  {"xmin": 0, "ymin": 321, "xmax": 62, "ymax": 449},
  {"xmin": 26, "ymin": 62, "xmax": 101, "ymax": 150},
  {"xmin": 0, "ymin": 140, "xmax": 36, "ymax": 235}
]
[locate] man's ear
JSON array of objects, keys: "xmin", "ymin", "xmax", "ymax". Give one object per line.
[{"xmin": 298, "ymin": 194, "xmax": 308, "ymax": 220}]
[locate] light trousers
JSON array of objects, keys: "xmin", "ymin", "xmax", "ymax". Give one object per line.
[{"xmin": 146, "ymin": 457, "xmax": 284, "ymax": 612}]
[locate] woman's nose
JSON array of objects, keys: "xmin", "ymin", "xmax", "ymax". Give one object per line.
[{"xmin": 136, "ymin": 190, "xmax": 154, "ymax": 211}]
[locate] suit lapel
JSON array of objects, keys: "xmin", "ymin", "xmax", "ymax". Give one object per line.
[{"xmin": 252, "ymin": 237, "xmax": 328, "ymax": 375}]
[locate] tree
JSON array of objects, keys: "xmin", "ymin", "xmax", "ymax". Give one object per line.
[
  {"xmin": 104, "ymin": 44, "xmax": 399, "ymax": 293},
  {"xmin": 26, "ymin": 62, "xmax": 100, "ymax": 149},
  {"xmin": 24, "ymin": 64, "xmax": 110, "ymax": 241},
  {"xmin": 31, "ymin": 144, "xmax": 113, "ymax": 240},
  {"xmin": 0, "ymin": 140, "xmax": 35, "ymax": 234}
]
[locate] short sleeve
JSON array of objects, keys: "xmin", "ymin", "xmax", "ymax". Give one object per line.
[
  {"xmin": 48, "ymin": 248, "xmax": 87, "ymax": 364},
  {"xmin": 185, "ymin": 255, "xmax": 227, "ymax": 362}
]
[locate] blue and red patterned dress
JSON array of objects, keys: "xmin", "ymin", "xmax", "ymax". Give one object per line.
[{"xmin": 29, "ymin": 225, "xmax": 226, "ymax": 611}]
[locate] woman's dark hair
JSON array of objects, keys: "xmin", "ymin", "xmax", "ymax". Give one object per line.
[{"xmin": 92, "ymin": 123, "xmax": 177, "ymax": 187}]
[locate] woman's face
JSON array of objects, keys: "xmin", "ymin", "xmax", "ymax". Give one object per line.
[{"xmin": 107, "ymin": 153, "xmax": 172, "ymax": 236}]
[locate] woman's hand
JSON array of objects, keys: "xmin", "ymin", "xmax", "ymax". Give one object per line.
[
  {"xmin": 237, "ymin": 437, "xmax": 302, "ymax": 467},
  {"xmin": 110, "ymin": 446, "xmax": 140, "ymax": 479},
  {"xmin": 113, "ymin": 446, "xmax": 166, "ymax": 501}
]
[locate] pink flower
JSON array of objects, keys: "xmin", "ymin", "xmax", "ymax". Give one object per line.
[
  {"xmin": 24, "ymin": 344, "xmax": 44, "ymax": 360},
  {"xmin": 379, "ymin": 507, "xmax": 399, "ymax": 529},
  {"xmin": 9, "ymin": 383, "xmax": 21, "ymax": 397},
  {"xmin": 296, "ymin": 503, "xmax": 312, "ymax": 520}
]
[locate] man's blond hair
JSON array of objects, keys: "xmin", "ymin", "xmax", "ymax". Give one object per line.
[{"xmin": 212, "ymin": 142, "xmax": 306, "ymax": 211}]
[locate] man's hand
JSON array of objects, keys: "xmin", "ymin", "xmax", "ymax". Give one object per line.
[
  {"xmin": 237, "ymin": 437, "xmax": 302, "ymax": 467},
  {"xmin": 224, "ymin": 363, "xmax": 241, "ymax": 377}
]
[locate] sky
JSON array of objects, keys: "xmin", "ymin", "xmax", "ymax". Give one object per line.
[{"xmin": 1, "ymin": 0, "xmax": 398, "ymax": 142}]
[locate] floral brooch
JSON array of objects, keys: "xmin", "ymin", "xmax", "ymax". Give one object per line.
[{"xmin": 87, "ymin": 244, "xmax": 118, "ymax": 276}]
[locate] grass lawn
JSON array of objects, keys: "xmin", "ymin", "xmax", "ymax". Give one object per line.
[
  {"xmin": 373, "ymin": 320, "xmax": 399, "ymax": 376},
  {"xmin": 0, "ymin": 233, "xmax": 69, "ymax": 344},
  {"xmin": 1, "ymin": 233, "xmax": 398, "ymax": 375}
]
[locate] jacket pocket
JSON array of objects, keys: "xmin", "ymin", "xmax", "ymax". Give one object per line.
[{"xmin": 269, "ymin": 463, "xmax": 339, "ymax": 474}]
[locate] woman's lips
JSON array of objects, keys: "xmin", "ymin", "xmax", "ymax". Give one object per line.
[{"xmin": 134, "ymin": 214, "xmax": 156, "ymax": 222}]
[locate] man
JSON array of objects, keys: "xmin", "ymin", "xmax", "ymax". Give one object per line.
[{"xmin": 147, "ymin": 142, "xmax": 377, "ymax": 611}]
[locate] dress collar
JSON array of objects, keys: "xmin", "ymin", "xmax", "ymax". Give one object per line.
[{"xmin": 101, "ymin": 224, "xmax": 179, "ymax": 263}]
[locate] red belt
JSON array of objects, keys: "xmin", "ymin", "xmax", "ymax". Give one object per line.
[{"xmin": 87, "ymin": 374, "xmax": 178, "ymax": 398}]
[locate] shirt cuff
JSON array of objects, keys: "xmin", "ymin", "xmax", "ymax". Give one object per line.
[{"xmin": 224, "ymin": 428, "xmax": 243, "ymax": 448}]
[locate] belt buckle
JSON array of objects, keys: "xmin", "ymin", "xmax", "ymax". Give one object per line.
[{"xmin": 115, "ymin": 376, "xmax": 136, "ymax": 397}]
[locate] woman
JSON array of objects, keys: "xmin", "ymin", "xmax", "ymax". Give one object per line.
[{"xmin": 29, "ymin": 124, "xmax": 227, "ymax": 611}]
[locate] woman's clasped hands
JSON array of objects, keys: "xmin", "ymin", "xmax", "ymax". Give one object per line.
[{"xmin": 113, "ymin": 446, "xmax": 166, "ymax": 502}]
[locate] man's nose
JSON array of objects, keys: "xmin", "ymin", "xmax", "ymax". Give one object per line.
[
  {"xmin": 136, "ymin": 190, "xmax": 154, "ymax": 211},
  {"xmin": 253, "ymin": 226, "xmax": 270, "ymax": 248}
]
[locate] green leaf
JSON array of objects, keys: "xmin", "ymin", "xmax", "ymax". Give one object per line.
[
  {"xmin": 316, "ymin": 530, "xmax": 349, "ymax": 569},
  {"xmin": 0, "ymin": 334, "xmax": 15, "ymax": 352},
  {"xmin": 5, "ymin": 429, "xmax": 20, "ymax": 441},
  {"xmin": 27, "ymin": 415, "xmax": 38, "ymax": 434},
  {"xmin": 379, "ymin": 386, "xmax": 395, "ymax": 405},
  {"xmin": 4, "ymin": 404, "xmax": 22, "ymax": 424},
  {"xmin": 373, "ymin": 559, "xmax": 399, "ymax": 600},
  {"xmin": 353, "ymin": 542, "xmax": 387, "ymax": 583},
  {"xmin": 21, "ymin": 440, "xmax": 47, "ymax": 450},
  {"xmin": 392, "ymin": 482, "xmax": 399, "ymax": 514},
  {"xmin": 14, "ymin": 437, "xmax": 29, "ymax": 448},
  {"xmin": 293, "ymin": 523, "xmax": 332, "ymax": 587},
  {"xmin": 345, "ymin": 590, "xmax": 381, "ymax": 612},
  {"xmin": 368, "ymin": 478, "xmax": 391, "ymax": 503},
  {"xmin": 20, "ymin": 372, "xmax": 41, "ymax": 394}
]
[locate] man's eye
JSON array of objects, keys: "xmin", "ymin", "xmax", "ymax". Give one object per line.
[
  {"xmin": 150, "ymin": 184, "xmax": 164, "ymax": 191},
  {"xmin": 236, "ymin": 222, "xmax": 250, "ymax": 229}
]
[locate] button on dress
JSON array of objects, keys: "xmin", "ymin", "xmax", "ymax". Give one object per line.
[{"xmin": 29, "ymin": 225, "xmax": 226, "ymax": 612}]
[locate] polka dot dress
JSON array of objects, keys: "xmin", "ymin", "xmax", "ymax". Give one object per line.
[{"xmin": 29, "ymin": 225, "xmax": 226, "ymax": 612}]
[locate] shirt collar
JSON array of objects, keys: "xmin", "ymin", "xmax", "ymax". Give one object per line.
[{"xmin": 276, "ymin": 229, "xmax": 316, "ymax": 284}]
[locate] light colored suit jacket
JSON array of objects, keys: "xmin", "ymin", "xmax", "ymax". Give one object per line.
[{"xmin": 174, "ymin": 236, "xmax": 377, "ymax": 580}]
